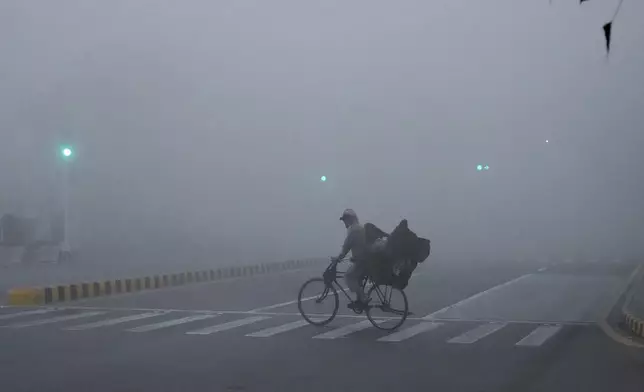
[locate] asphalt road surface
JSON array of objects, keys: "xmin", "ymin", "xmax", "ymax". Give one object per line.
[{"xmin": 2, "ymin": 257, "xmax": 643, "ymax": 392}]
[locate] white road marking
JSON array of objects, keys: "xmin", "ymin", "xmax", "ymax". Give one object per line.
[
  {"xmin": 423, "ymin": 274, "xmax": 533, "ymax": 320},
  {"xmin": 18, "ymin": 306, "xmax": 596, "ymax": 325},
  {"xmin": 64, "ymin": 312, "xmax": 166, "ymax": 330},
  {"xmin": 186, "ymin": 316, "xmax": 270, "ymax": 335},
  {"xmin": 537, "ymin": 267, "xmax": 547, "ymax": 272},
  {"xmin": 248, "ymin": 296, "xmax": 319, "ymax": 313},
  {"xmin": 312, "ymin": 320, "xmax": 376, "ymax": 339},
  {"xmin": 127, "ymin": 314, "xmax": 219, "ymax": 332},
  {"xmin": 515, "ymin": 325, "xmax": 562, "ymax": 346},
  {"xmin": 377, "ymin": 322, "xmax": 442, "ymax": 342},
  {"xmin": 5, "ymin": 311, "xmax": 106, "ymax": 328},
  {"xmin": 0, "ymin": 308, "xmax": 58, "ymax": 320},
  {"xmin": 247, "ymin": 272, "xmax": 425, "ymax": 313},
  {"xmin": 447, "ymin": 323, "xmax": 507, "ymax": 344},
  {"xmin": 246, "ymin": 319, "xmax": 318, "ymax": 337}
]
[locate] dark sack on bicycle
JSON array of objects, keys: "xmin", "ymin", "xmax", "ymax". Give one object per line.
[
  {"xmin": 386, "ymin": 219, "xmax": 415, "ymax": 260},
  {"xmin": 364, "ymin": 222, "xmax": 389, "ymax": 245},
  {"xmin": 384, "ymin": 219, "xmax": 431, "ymax": 289},
  {"xmin": 386, "ymin": 219, "xmax": 431, "ymax": 263},
  {"xmin": 414, "ymin": 238, "xmax": 431, "ymax": 263},
  {"xmin": 366, "ymin": 249, "xmax": 394, "ymax": 286},
  {"xmin": 391, "ymin": 260, "xmax": 418, "ymax": 290}
]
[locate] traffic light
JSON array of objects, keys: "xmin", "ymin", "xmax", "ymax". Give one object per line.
[
  {"xmin": 476, "ymin": 164, "xmax": 489, "ymax": 171},
  {"xmin": 320, "ymin": 175, "xmax": 327, "ymax": 182},
  {"xmin": 59, "ymin": 145, "xmax": 74, "ymax": 161}
]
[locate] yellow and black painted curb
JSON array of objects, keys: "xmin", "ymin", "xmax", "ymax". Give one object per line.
[
  {"xmin": 623, "ymin": 311, "xmax": 644, "ymax": 338},
  {"xmin": 7, "ymin": 258, "xmax": 324, "ymax": 306}
]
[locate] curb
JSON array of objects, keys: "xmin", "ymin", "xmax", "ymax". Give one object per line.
[
  {"xmin": 623, "ymin": 312, "xmax": 644, "ymax": 338},
  {"xmin": 621, "ymin": 264, "xmax": 644, "ymax": 339},
  {"xmin": 7, "ymin": 258, "xmax": 324, "ymax": 306}
]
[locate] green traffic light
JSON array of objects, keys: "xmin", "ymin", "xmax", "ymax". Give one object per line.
[
  {"xmin": 476, "ymin": 165, "xmax": 483, "ymax": 171},
  {"xmin": 320, "ymin": 175, "xmax": 327, "ymax": 182},
  {"xmin": 60, "ymin": 145, "xmax": 74, "ymax": 161}
]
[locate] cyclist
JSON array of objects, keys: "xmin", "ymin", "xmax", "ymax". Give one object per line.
[{"xmin": 331, "ymin": 209, "xmax": 370, "ymax": 310}]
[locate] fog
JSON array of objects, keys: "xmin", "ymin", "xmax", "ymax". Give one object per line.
[{"xmin": 1, "ymin": 0, "xmax": 643, "ymax": 265}]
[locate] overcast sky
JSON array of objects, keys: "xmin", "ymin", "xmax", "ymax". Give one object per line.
[{"xmin": 1, "ymin": 0, "xmax": 643, "ymax": 263}]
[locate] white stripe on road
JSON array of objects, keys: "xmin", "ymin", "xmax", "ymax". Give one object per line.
[
  {"xmin": 127, "ymin": 314, "xmax": 219, "ymax": 332},
  {"xmin": 246, "ymin": 319, "xmax": 317, "ymax": 337},
  {"xmin": 0, "ymin": 308, "xmax": 57, "ymax": 320},
  {"xmin": 5, "ymin": 312, "xmax": 106, "ymax": 328},
  {"xmin": 312, "ymin": 320, "xmax": 375, "ymax": 339},
  {"xmin": 447, "ymin": 323, "xmax": 507, "ymax": 344},
  {"xmin": 537, "ymin": 267, "xmax": 547, "ymax": 272},
  {"xmin": 248, "ymin": 272, "xmax": 424, "ymax": 313},
  {"xmin": 7, "ymin": 305, "xmax": 597, "ymax": 325},
  {"xmin": 377, "ymin": 322, "xmax": 442, "ymax": 342},
  {"xmin": 423, "ymin": 274, "xmax": 533, "ymax": 320},
  {"xmin": 248, "ymin": 296, "xmax": 319, "ymax": 313},
  {"xmin": 65, "ymin": 312, "xmax": 165, "ymax": 330},
  {"xmin": 186, "ymin": 316, "xmax": 270, "ymax": 335},
  {"xmin": 515, "ymin": 325, "xmax": 562, "ymax": 346}
]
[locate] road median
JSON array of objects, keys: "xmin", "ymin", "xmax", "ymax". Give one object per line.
[
  {"xmin": 622, "ymin": 264, "xmax": 644, "ymax": 338},
  {"xmin": 7, "ymin": 258, "xmax": 323, "ymax": 306}
]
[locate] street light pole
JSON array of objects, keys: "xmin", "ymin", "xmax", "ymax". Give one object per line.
[
  {"xmin": 58, "ymin": 145, "xmax": 73, "ymax": 260},
  {"xmin": 62, "ymin": 162, "xmax": 70, "ymax": 254}
]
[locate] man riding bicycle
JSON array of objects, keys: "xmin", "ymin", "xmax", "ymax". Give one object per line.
[{"xmin": 331, "ymin": 209, "xmax": 370, "ymax": 310}]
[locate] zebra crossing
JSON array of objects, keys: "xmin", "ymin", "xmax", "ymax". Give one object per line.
[
  {"xmin": 446, "ymin": 322, "xmax": 508, "ymax": 344},
  {"xmin": 0, "ymin": 307, "xmax": 576, "ymax": 347}
]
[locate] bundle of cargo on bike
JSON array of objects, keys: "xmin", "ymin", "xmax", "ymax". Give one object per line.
[{"xmin": 365, "ymin": 219, "xmax": 431, "ymax": 289}]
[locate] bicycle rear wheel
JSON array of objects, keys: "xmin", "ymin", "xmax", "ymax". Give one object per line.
[
  {"xmin": 366, "ymin": 284, "xmax": 408, "ymax": 331},
  {"xmin": 298, "ymin": 278, "xmax": 339, "ymax": 326}
]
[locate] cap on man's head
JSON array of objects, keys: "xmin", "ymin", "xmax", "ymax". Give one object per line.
[{"xmin": 340, "ymin": 209, "xmax": 358, "ymax": 221}]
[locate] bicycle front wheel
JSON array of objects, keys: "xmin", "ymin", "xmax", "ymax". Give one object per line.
[
  {"xmin": 366, "ymin": 284, "xmax": 408, "ymax": 331},
  {"xmin": 298, "ymin": 278, "xmax": 339, "ymax": 326}
]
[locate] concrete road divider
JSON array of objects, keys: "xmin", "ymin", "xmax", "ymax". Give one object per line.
[
  {"xmin": 7, "ymin": 258, "xmax": 324, "ymax": 306},
  {"xmin": 624, "ymin": 312, "xmax": 644, "ymax": 338},
  {"xmin": 622, "ymin": 265, "xmax": 644, "ymax": 338}
]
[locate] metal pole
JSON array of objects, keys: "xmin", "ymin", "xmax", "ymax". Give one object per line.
[{"xmin": 61, "ymin": 163, "xmax": 70, "ymax": 257}]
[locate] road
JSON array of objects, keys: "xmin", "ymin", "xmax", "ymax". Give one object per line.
[{"xmin": 1, "ymin": 257, "xmax": 643, "ymax": 392}]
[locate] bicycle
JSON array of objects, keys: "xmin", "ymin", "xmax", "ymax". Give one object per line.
[{"xmin": 297, "ymin": 258, "xmax": 409, "ymax": 331}]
